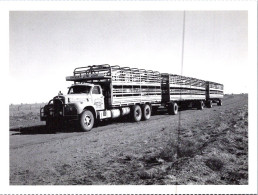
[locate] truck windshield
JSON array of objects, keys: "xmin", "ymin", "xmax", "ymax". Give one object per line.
[{"xmin": 68, "ymin": 86, "xmax": 92, "ymax": 94}]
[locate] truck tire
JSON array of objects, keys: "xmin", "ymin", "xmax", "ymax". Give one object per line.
[
  {"xmin": 207, "ymin": 100, "xmax": 212, "ymax": 108},
  {"xmin": 132, "ymin": 105, "xmax": 142, "ymax": 122},
  {"xmin": 168, "ymin": 102, "xmax": 178, "ymax": 115},
  {"xmin": 198, "ymin": 101, "xmax": 204, "ymax": 110},
  {"xmin": 217, "ymin": 100, "xmax": 222, "ymax": 106},
  {"xmin": 142, "ymin": 104, "xmax": 151, "ymax": 120},
  {"xmin": 80, "ymin": 110, "xmax": 94, "ymax": 131}
]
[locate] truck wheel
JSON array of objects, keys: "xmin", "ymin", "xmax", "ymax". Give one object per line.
[
  {"xmin": 142, "ymin": 104, "xmax": 151, "ymax": 120},
  {"xmin": 168, "ymin": 102, "xmax": 178, "ymax": 115},
  {"xmin": 217, "ymin": 100, "xmax": 222, "ymax": 106},
  {"xmin": 198, "ymin": 101, "xmax": 204, "ymax": 110},
  {"xmin": 80, "ymin": 110, "xmax": 94, "ymax": 131},
  {"xmin": 207, "ymin": 100, "xmax": 212, "ymax": 108},
  {"xmin": 132, "ymin": 105, "xmax": 142, "ymax": 122}
]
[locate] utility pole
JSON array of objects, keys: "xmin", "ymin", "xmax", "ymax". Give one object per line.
[{"xmin": 176, "ymin": 11, "xmax": 186, "ymax": 184}]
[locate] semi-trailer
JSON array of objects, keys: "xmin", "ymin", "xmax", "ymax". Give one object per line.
[{"xmin": 40, "ymin": 64, "xmax": 224, "ymax": 131}]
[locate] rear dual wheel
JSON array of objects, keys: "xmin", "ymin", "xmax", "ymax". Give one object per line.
[
  {"xmin": 132, "ymin": 105, "xmax": 142, "ymax": 122},
  {"xmin": 142, "ymin": 104, "xmax": 151, "ymax": 120},
  {"xmin": 217, "ymin": 100, "xmax": 222, "ymax": 106},
  {"xmin": 198, "ymin": 101, "xmax": 204, "ymax": 110},
  {"xmin": 132, "ymin": 104, "xmax": 151, "ymax": 122},
  {"xmin": 206, "ymin": 100, "xmax": 213, "ymax": 108},
  {"xmin": 168, "ymin": 102, "xmax": 178, "ymax": 115}
]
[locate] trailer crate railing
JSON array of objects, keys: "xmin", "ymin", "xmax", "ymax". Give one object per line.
[
  {"xmin": 66, "ymin": 64, "xmax": 162, "ymax": 106},
  {"xmin": 111, "ymin": 65, "xmax": 161, "ymax": 85},
  {"xmin": 66, "ymin": 64, "xmax": 112, "ymax": 83},
  {"xmin": 206, "ymin": 81, "xmax": 224, "ymax": 99},
  {"xmin": 110, "ymin": 65, "xmax": 161, "ymax": 106},
  {"xmin": 161, "ymin": 74, "xmax": 206, "ymax": 101}
]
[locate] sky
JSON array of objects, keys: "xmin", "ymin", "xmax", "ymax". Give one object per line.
[{"xmin": 9, "ymin": 11, "xmax": 248, "ymax": 104}]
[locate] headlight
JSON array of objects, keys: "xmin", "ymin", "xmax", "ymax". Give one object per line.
[
  {"xmin": 44, "ymin": 105, "xmax": 54, "ymax": 116},
  {"xmin": 64, "ymin": 104, "xmax": 77, "ymax": 115}
]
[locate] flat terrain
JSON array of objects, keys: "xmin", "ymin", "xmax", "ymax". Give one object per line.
[{"xmin": 10, "ymin": 94, "xmax": 248, "ymax": 185}]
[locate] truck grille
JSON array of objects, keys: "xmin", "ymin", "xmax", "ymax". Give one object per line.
[{"xmin": 53, "ymin": 97, "xmax": 64, "ymax": 116}]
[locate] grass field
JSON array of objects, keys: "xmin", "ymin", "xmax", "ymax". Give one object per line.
[{"xmin": 9, "ymin": 103, "xmax": 46, "ymax": 128}]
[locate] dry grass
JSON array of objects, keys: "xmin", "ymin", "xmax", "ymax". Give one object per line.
[
  {"xmin": 121, "ymin": 99, "xmax": 248, "ymax": 185},
  {"xmin": 10, "ymin": 104, "xmax": 46, "ymax": 128},
  {"xmin": 205, "ymin": 156, "xmax": 224, "ymax": 171}
]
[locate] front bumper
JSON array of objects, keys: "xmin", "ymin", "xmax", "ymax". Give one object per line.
[{"xmin": 40, "ymin": 104, "xmax": 79, "ymax": 121}]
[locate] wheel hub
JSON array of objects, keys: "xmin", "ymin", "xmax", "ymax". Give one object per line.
[
  {"xmin": 146, "ymin": 108, "xmax": 150, "ymax": 115},
  {"xmin": 136, "ymin": 110, "xmax": 140, "ymax": 117},
  {"xmin": 84, "ymin": 115, "xmax": 91, "ymax": 126}
]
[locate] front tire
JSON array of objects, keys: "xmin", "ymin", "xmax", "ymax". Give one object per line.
[
  {"xmin": 168, "ymin": 102, "xmax": 178, "ymax": 115},
  {"xmin": 142, "ymin": 104, "xmax": 151, "ymax": 120},
  {"xmin": 217, "ymin": 100, "xmax": 222, "ymax": 106},
  {"xmin": 132, "ymin": 105, "xmax": 142, "ymax": 122},
  {"xmin": 80, "ymin": 110, "xmax": 94, "ymax": 131}
]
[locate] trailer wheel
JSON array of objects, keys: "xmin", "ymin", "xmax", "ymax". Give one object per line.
[
  {"xmin": 142, "ymin": 104, "xmax": 151, "ymax": 120},
  {"xmin": 207, "ymin": 100, "xmax": 213, "ymax": 108},
  {"xmin": 80, "ymin": 110, "xmax": 94, "ymax": 131},
  {"xmin": 132, "ymin": 105, "xmax": 142, "ymax": 122},
  {"xmin": 168, "ymin": 102, "xmax": 178, "ymax": 115},
  {"xmin": 198, "ymin": 101, "xmax": 204, "ymax": 110},
  {"xmin": 217, "ymin": 100, "xmax": 222, "ymax": 106}
]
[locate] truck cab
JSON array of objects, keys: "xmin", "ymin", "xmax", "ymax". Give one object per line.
[
  {"xmin": 67, "ymin": 84, "xmax": 105, "ymax": 111},
  {"xmin": 40, "ymin": 83, "xmax": 105, "ymax": 132}
]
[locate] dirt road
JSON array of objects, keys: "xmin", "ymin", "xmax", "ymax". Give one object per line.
[{"xmin": 10, "ymin": 94, "xmax": 248, "ymax": 185}]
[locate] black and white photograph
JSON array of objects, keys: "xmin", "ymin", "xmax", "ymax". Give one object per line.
[{"xmin": 2, "ymin": 1, "xmax": 257, "ymax": 194}]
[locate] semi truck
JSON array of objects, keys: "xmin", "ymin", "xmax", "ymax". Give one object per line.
[{"xmin": 40, "ymin": 64, "xmax": 223, "ymax": 131}]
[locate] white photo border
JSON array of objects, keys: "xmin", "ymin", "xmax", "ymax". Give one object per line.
[{"xmin": 2, "ymin": 1, "xmax": 257, "ymax": 194}]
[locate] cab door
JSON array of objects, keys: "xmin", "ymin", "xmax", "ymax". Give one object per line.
[{"xmin": 91, "ymin": 85, "xmax": 105, "ymax": 110}]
